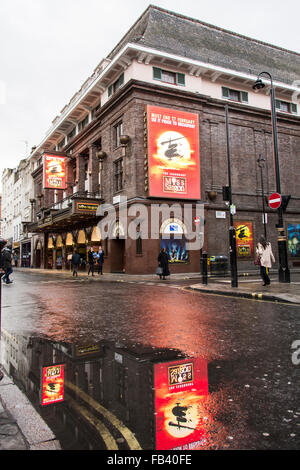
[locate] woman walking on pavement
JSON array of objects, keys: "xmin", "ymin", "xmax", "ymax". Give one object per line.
[
  {"xmin": 256, "ymin": 236, "xmax": 275, "ymax": 286},
  {"xmin": 157, "ymin": 248, "xmax": 170, "ymax": 280}
]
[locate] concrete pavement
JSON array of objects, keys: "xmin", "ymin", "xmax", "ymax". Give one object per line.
[{"xmin": 0, "ymin": 371, "xmax": 61, "ymax": 450}]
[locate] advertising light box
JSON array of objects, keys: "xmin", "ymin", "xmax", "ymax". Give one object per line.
[
  {"xmin": 154, "ymin": 358, "xmax": 208, "ymax": 450},
  {"xmin": 43, "ymin": 154, "xmax": 67, "ymax": 190},
  {"xmin": 147, "ymin": 105, "xmax": 200, "ymax": 200},
  {"xmin": 234, "ymin": 221, "xmax": 254, "ymax": 257},
  {"xmin": 41, "ymin": 364, "xmax": 65, "ymax": 406}
]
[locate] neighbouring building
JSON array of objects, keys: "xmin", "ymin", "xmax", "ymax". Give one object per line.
[
  {"xmin": 22, "ymin": 6, "xmax": 300, "ymax": 274},
  {"xmin": 2, "ymin": 168, "xmax": 15, "ymax": 249},
  {"xmin": 2, "ymin": 157, "xmax": 36, "ymax": 266}
]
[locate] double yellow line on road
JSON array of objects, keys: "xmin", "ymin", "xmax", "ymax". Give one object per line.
[{"xmin": 65, "ymin": 380, "xmax": 142, "ymax": 450}]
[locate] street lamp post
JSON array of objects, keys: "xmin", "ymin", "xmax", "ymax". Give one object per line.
[
  {"xmin": 253, "ymin": 72, "xmax": 290, "ymax": 283},
  {"xmin": 257, "ymin": 154, "xmax": 267, "ymax": 240}
]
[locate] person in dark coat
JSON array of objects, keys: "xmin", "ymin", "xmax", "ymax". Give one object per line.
[
  {"xmin": 71, "ymin": 250, "xmax": 81, "ymax": 277},
  {"xmin": 158, "ymin": 248, "xmax": 170, "ymax": 280},
  {"xmin": 97, "ymin": 246, "xmax": 105, "ymax": 275},
  {"xmin": 88, "ymin": 248, "xmax": 95, "ymax": 276},
  {"xmin": 2, "ymin": 247, "xmax": 13, "ymax": 284}
]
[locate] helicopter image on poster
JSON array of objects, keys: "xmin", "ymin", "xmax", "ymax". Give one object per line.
[{"xmin": 156, "ymin": 131, "xmax": 192, "ymax": 165}]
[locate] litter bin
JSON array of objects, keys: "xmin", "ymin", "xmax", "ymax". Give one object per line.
[{"xmin": 209, "ymin": 255, "xmax": 228, "ymax": 276}]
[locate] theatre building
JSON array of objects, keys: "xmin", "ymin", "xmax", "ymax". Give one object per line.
[{"xmin": 26, "ymin": 6, "xmax": 300, "ymax": 275}]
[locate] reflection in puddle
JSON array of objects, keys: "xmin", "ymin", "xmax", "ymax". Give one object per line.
[{"xmin": 1, "ymin": 330, "xmax": 211, "ymax": 450}]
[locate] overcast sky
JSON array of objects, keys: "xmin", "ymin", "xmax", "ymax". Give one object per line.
[{"xmin": 1, "ymin": 0, "xmax": 299, "ymax": 180}]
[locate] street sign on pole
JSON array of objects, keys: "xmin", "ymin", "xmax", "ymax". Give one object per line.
[
  {"xmin": 268, "ymin": 192, "xmax": 282, "ymax": 209},
  {"xmin": 194, "ymin": 216, "xmax": 201, "ymax": 225}
]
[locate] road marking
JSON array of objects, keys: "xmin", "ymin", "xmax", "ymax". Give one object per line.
[
  {"xmin": 65, "ymin": 380, "xmax": 142, "ymax": 450},
  {"xmin": 67, "ymin": 395, "xmax": 118, "ymax": 449}
]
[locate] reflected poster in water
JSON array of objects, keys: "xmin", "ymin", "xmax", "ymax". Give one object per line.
[
  {"xmin": 41, "ymin": 364, "xmax": 65, "ymax": 406},
  {"xmin": 154, "ymin": 358, "xmax": 208, "ymax": 450}
]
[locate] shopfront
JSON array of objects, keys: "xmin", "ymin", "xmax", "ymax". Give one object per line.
[{"xmin": 20, "ymin": 241, "xmax": 31, "ymax": 267}]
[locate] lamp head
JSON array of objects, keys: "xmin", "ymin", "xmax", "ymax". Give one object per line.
[{"xmin": 253, "ymin": 78, "xmax": 265, "ymax": 90}]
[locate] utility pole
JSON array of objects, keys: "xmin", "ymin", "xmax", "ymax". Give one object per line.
[{"xmin": 225, "ymin": 105, "xmax": 238, "ymax": 288}]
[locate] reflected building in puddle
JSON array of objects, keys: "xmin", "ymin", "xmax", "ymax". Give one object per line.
[{"xmin": 1, "ymin": 330, "xmax": 208, "ymax": 450}]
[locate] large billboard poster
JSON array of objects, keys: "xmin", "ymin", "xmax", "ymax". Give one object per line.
[
  {"xmin": 147, "ymin": 105, "xmax": 200, "ymax": 199},
  {"xmin": 43, "ymin": 154, "xmax": 67, "ymax": 190},
  {"xmin": 41, "ymin": 364, "xmax": 65, "ymax": 406},
  {"xmin": 154, "ymin": 358, "xmax": 208, "ymax": 450}
]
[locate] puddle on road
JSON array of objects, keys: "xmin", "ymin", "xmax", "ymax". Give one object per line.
[
  {"xmin": 0, "ymin": 331, "xmax": 233, "ymax": 450},
  {"xmin": 1, "ymin": 329, "xmax": 299, "ymax": 450}
]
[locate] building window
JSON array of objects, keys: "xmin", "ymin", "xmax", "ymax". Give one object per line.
[
  {"xmin": 222, "ymin": 86, "xmax": 248, "ymax": 103},
  {"xmin": 67, "ymin": 127, "xmax": 76, "ymax": 142},
  {"xmin": 57, "ymin": 137, "xmax": 66, "ymax": 150},
  {"xmin": 153, "ymin": 67, "xmax": 185, "ymax": 86},
  {"xmin": 113, "ymin": 121, "xmax": 123, "ymax": 148},
  {"xmin": 78, "ymin": 115, "xmax": 89, "ymax": 132},
  {"xmin": 115, "ymin": 364, "xmax": 126, "ymax": 405},
  {"xmin": 276, "ymin": 99, "xmax": 297, "ymax": 114},
  {"xmin": 136, "ymin": 232, "xmax": 143, "ymax": 255},
  {"xmin": 114, "ymin": 158, "xmax": 123, "ymax": 192},
  {"xmin": 84, "ymin": 162, "xmax": 88, "ymax": 181},
  {"xmin": 91, "ymin": 104, "xmax": 100, "ymax": 119},
  {"xmin": 108, "ymin": 73, "xmax": 124, "ymax": 97}
]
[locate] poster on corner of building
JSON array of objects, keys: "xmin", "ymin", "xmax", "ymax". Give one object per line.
[
  {"xmin": 41, "ymin": 363, "xmax": 65, "ymax": 406},
  {"xmin": 147, "ymin": 105, "xmax": 200, "ymax": 200},
  {"xmin": 43, "ymin": 153, "xmax": 67, "ymax": 190},
  {"xmin": 154, "ymin": 357, "xmax": 208, "ymax": 451},
  {"xmin": 234, "ymin": 221, "xmax": 254, "ymax": 258}
]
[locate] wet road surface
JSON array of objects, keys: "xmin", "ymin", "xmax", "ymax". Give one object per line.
[{"xmin": 1, "ymin": 270, "xmax": 300, "ymax": 450}]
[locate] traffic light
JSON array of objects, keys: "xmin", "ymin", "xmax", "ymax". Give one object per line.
[
  {"xmin": 281, "ymin": 195, "xmax": 291, "ymax": 212},
  {"xmin": 222, "ymin": 186, "xmax": 231, "ymax": 201}
]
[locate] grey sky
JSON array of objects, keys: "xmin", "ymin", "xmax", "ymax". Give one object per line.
[{"xmin": 0, "ymin": 0, "xmax": 299, "ymax": 178}]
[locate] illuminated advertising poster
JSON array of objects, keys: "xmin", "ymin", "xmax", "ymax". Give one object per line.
[
  {"xmin": 234, "ymin": 221, "xmax": 254, "ymax": 257},
  {"xmin": 287, "ymin": 223, "xmax": 300, "ymax": 258},
  {"xmin": 41, "ymin": 364, "xmax": 64, "ymax": 406},
  {"xmin": 154, "ymin": 358, "xmax": 208, "ymax": 450},
  {"xmin": 147, "ymin": 105, "xmax": 200, "ymax": 199},
  {"xmin": 43, "ymin": 154, "xmax": 67, "ymax": 190}
]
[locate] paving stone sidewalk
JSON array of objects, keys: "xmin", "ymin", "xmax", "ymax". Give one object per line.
[{"xmin": 0, "ymin": 371, "xmax": 61, "ymax": 450}]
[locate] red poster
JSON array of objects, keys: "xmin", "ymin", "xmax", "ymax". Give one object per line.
[
  {"xmin": 154, "ymin": 358, "xmax": 208, "ymax": 450},
  {"xmin": 41, "ymin": 364, "xmax": 64, "ymax": 406},
  {"xmin": 147, "ymin": 105, "xmax": 200, "ymax": 199},
  {"xmin": 43, "ymin": 154, "xmax": 67, "ymax": 190}
]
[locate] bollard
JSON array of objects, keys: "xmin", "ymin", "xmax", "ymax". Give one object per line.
[{"xmin": 202, "ymin": 251, "xmax": 208, "ymax": 285}]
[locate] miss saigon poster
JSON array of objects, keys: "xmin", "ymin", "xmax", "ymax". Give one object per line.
[{"xmin": 147, "ymin": 105, "xmax": 200, "ymax": 200}]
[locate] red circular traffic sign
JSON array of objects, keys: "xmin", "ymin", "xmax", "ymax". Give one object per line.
[
  {"xmin": 268, "ymin": 192, "xmax": 282, "ymax": 209},
  {"xmin": 194, "ymin": 216, "xmax": 201, "ymax": 225}
]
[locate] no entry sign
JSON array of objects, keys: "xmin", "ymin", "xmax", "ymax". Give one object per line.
[{"xmin": 268, "ymin": 192, "xmax": 282, "ymax": 209}]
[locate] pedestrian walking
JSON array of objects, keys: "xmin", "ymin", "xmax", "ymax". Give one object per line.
[
  {"xmin": 256, "ymin": 236, "xmax": 275, "ymax": 286},
  {"xmin": 71, "ymin": 250, "xmax": 81, "ymax": 277},
  {"xmin": 88, "ymin": 248, "xmax": 95, "ymax": 276},
  {"xmin": 14, "ymin": 253, "xmax": 18, "ymax": 267},
  {"xmin": 157, "ymin": 248, "xmax": 170, "ymax": 280},
  {"xmin": 2, "ymin": 246, "xmax": 13, "ymax": 284},
  {"xmin": 97, "ymin": 246, "xmax": 105, "ymax": 275}
]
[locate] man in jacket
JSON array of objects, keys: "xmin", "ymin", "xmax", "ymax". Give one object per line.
[
  {"xmin": 88, "ymin": 248, "xmax": 95, "ymax": 276},
  {"xmin": 2, "ymin": 247, "xmax": 13, "ymax": 284},
  {"xmin": 71, "ymin": 250, "xmax": 81, "ymax": 277},
  {"xmin": 97, "ymin": 246, "xmax": 105, "ymax": 275}
]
